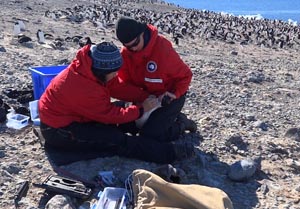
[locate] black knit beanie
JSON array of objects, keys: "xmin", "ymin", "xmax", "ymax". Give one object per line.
[
  {"xmin": 90, "ymin": 42, "xmax": 123, "ymax": 74},
  {"xmin": 116, "ymin": 16, "xmax": 147, "ymax": 44}
]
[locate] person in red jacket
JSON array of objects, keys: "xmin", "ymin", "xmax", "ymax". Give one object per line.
[
  {"xmin": 38, "ymin": 41, "xmax": 194, "ymax": 163},
  {"xmin": 113, "ymin": 16, "xmax": 197, "ymax": 142}
]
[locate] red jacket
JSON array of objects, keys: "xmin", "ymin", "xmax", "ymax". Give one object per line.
[
  {"xmin": 114, "ymin": 24, "xmax": 192, "ymax": 99},
  {"xmin": 39, "ymin": 45, "xmax": 142, "ymax": 128}
]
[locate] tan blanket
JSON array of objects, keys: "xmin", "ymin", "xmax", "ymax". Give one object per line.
[{"xmin": 132, "ymin": 169, "xmax": 233, "ymax": 209}]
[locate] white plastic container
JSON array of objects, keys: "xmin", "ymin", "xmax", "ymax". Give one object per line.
[
  {"xmin": 6, "ymin": 113, "xmax": 29, "ymax": 129},
  {"xmin": 29, "ymin": 100, "xmax": 40, "ymax": 126},
  {"xmin": 95, "ymin": 187, "xmax": 126, "ymax": 209}
]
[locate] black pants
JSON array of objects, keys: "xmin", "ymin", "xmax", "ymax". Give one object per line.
[
  {"xmin": 40, "ymin": 121, "xmax": 177, "ymax": 164},
  {"xmin": 140, "ymin": 94, "xmax": 185, "ymax": 142}
]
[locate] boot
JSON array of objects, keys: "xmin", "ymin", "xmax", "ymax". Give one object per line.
[{"xmin": 177, "ymin": 112, "xmax": 197, "ymax": 133}]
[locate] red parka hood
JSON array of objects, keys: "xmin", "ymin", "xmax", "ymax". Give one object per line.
[{"xmin": 70, "ymin": 44, "xmax": 98, "ymax": 82}]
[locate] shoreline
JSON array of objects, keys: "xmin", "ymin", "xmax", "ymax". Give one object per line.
[{"xmin": 164, "ymin": 0, "xmax": 300, "ymax": 23}]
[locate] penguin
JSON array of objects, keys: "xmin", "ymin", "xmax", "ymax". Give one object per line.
[
  {"xmin": 44, "ymin": 33, "xmax": 54, "ymax": 40},
  {"xmin": 18, "ymin": 20, "xmax": 25, "ymax": 31},
  {"xmin": 18, "ymin": 34, "xmax": 32, "ymax": 43},
  {"xmin": 78, "ymin": 37, "xmax": 93, "ymax": 48},
  {"xmin": 36, "ymin": 29, "xmax": 45, "ymax": 43},
  {"xmin": 13, "ymin": 22, "xmax": 21, "ymax": 36},
  {"xmin": 49, "ymin": 38, "xmax": 64, "ymax": 49},
  {"xmin": 64, "ymin": 36, "xmax": 73, "ymax": 42},
  {"xmin": 173, "ymin": 36, "xmax": 179, "ymax": 45},
  {"xmin": 71, "ymin": 35, "xmax": 83, "ymax": 43}
]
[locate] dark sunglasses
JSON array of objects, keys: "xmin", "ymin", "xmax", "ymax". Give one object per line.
[{"xmin": 123, "ymin": 35, "xmax": 141, "ymax": 50}]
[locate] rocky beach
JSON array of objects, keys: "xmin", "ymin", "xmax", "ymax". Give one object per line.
[{"xmin": 0, "ymin": 0, "xmax": 300, "ymax": 208}]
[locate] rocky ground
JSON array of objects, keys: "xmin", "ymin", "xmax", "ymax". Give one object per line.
[{"xmin": 0, "ymin": 0, "xmax": 300, "ymax": 208}]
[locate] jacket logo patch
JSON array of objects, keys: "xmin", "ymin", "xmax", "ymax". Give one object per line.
[{"xmin": 146, "ymin": 61, "xmax": 157, "ymax": 73}]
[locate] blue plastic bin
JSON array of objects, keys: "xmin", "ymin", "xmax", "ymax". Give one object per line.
[{"xmin": 29, "ymin": 65, "xmax": 68, "ymax": 99}]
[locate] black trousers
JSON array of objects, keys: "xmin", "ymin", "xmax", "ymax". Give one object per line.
[
  {"xmin": 40, "ymin": 121, "xmax": 177, "ymax": 164},
  {"xmin": 140, "ymin": 94, "xmax": 185, "ymax": 142}
]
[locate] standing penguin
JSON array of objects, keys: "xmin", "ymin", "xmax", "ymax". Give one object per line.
[
  {"xmin": 13, "ymin": 22, "xmax": 21, "ymax": 36},
  {"xmin": 173, "ymin": 36, "xmax": 179, "ymax": 45},
  {"xmin": 36, "ymin": 29, "xmax": 45, "ymax": 44},
  {"xmin": 18, "ymin": 20, "xmax": 26, "ymax": 31}
]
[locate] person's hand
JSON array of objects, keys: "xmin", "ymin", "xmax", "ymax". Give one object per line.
[
  {"xmin": 159, "ymin": 91, "xmax": 176, "ymax": 101},
  {"xmin": 136, "ymin": 96, "xmax": 161, "ymax": 129},
  {"xmin": 159, "ymin": 91, "xmax": 176, "ymax": 106},
  {"xmin": 142, "ymin": 97, "xmax": 160, "ymax": 112}
]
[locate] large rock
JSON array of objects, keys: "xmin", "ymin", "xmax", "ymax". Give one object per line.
[
  {"xmin": 45, "ymin": 195, "xmax": 76, "ymax": 209},
  {"xmin": 228, "ymin": 158, "xmax": 259, "ymax": 181}
]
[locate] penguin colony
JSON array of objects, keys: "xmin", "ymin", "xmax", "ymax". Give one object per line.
[{"xmin": 13, "ymin": 1, "xmax": 300, "ymax": 49}]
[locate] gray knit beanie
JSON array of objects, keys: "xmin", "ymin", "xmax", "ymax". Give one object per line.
[{"xmin": 90, "ymin": 42, "xmax": 123, "ymax": 73}]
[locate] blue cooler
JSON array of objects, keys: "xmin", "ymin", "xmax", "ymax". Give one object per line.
[{"xmin": 29, "ymin": 65, "xmax": 68, "ymax": 100}]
